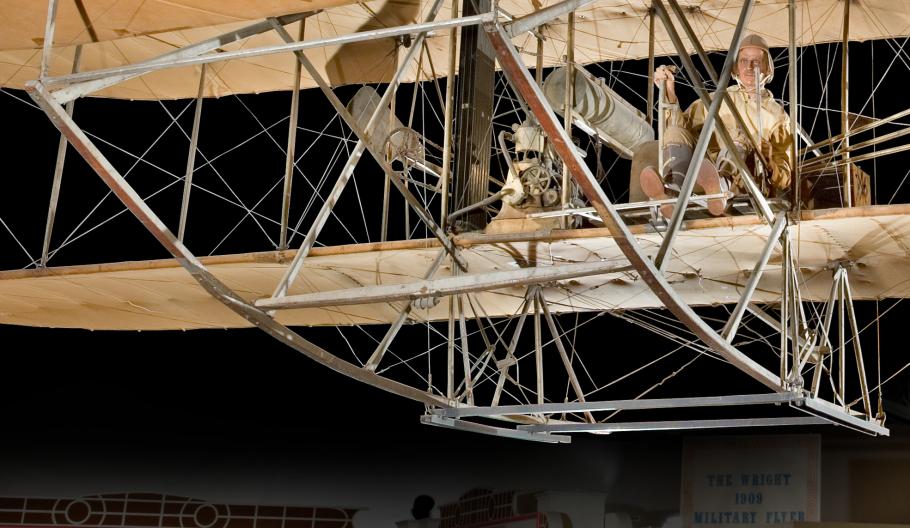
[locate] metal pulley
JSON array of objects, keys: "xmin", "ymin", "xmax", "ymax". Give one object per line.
[{"xmin": 542, "ymin": 65, "xmax": 654, "ymax": 159}]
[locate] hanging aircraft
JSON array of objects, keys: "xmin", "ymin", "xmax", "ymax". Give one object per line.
[{"xmin": 1, "ymin": 0, "xmax": 909, "ymax": 442}]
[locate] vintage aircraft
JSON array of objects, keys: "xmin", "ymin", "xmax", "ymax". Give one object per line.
[{"xmin": 1, "ymin": 0, "xmax": 908, "ymax": 441}]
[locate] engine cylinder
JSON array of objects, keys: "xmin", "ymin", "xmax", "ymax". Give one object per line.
[{"xmin": 543, "ymin": 65, "xmax": 653, "ymax": 158}]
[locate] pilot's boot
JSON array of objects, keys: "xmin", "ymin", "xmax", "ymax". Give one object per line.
[
  {"xmin": 639, "ymin": 165, "xmax": 674, "ymax": 219},
  {"xmin": 695, "ymin": 162, "xmax": 727, "ymax": 216}
]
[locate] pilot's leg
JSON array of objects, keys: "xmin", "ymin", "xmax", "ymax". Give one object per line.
[
  {"xmin": 640, "ymin": 125, "xmax": 726, "ymax": 217},
  {"xmin": 639, "ymin": 125, "xmax": 692, "ymax": 218}
]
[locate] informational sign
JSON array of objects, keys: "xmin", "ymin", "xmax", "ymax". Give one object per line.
[{"xmin": 681, "ymin": 435, "xmax": 820, "ymax": 528}]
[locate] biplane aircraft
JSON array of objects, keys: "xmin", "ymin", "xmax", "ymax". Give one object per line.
[{"xmin": 2, "ymin": 0, "xmax": 910, "ymax": 442}]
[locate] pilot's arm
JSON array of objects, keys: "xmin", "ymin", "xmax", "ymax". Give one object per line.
[{"xmin": 762, "ymin": 111, "xmax": 793, "ymax": 191}]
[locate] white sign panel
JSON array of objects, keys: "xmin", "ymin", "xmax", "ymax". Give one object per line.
[{"xmin": 681, "ymin": 435, "xmax": 820, "ymax": 528}]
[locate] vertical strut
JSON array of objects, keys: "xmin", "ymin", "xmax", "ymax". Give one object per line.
[
  {"xmin": 841, "ymin": 0, "xmax": 852, "ymax": 207},
  {"xmin": 279, "ymin": 20, "xmax": 305, "ymax": 250},
  {"xmin": 722, "ymin": 212, "xmax": 788, "ymax": 343},
  {"xmin": 178, "ymin": 64, "xmax": 206, "ymax": 243},
  {"xmin": 812, "ymin": 268, "xmax": 841, "ymax": 397},
  {"xmin": 364, "ymin": 249, "xmax": 447, "ymax": 372},
  {"xmin": 447, "ymin": 296, "xmax": 456, "ymax": 400},
  {"xmin": 842, "ymin": 275, "xmax": 872, "ymax": 417},
  {"xmin": 40, "ymin": 45, "xmax": 82, "ymax": 267},
  {"xmin": 788, "ymin": 0, "xmax": 800, "ymax": 209},
  {"xmin": 647, "ymin": 8, "xmax": 656, "ymax": 127},
  {"xmin": 561, "ymin": 11, "xmax": 575, "ymax": 218},
  {"xmin": 537, "ymin": 289, "xmax": 594, "ymax": 422},
  {"xmin": 781, "ymin": 237, "xmax": 791, "ymax": 382},
  {"xmin": 439, "ymin": 0, "xmax": 460, "ymax": 229},
  {"xmin": 838, "ymin": 270, "xmax": 846, "ymax": 405},
  {"xmin": 381, "ymin": 41, "xmax": 399, "ymax": 242},
  {"xmin": 457, "ymin": 294, "xmax": 475, "ymax": 405},
  {"xmin": 788, "ymin": 256, "xmax": 802, "ymax": 385},
  {"xmin": 533, "ymin": 288, "xmax": 544, "ymax": 405},
  {"xmin": 40, "ymin": 0, "xmax": 60, "ymax": 79},
  {"xmin": 492, "ymin": 291, "xmax": 533, "ymax": 406}
]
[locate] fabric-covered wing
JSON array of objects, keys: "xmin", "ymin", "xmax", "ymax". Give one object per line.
[
  {"xmin": 2, "ymin": 206, "xmax": 909, "ymax": 331},
  {"xmin": 2, "ymin": 0, "xmax": 910, "ymax": 99}
]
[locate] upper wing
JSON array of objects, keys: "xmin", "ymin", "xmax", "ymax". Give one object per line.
[{"xmin": 2, "ymin": 0, "xmax": 909, "ymax": 99}]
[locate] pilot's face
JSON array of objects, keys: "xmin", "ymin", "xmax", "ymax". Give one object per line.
[{"xmin": 736, "ymin": 47, "xmax": 766, "ymax": 90}]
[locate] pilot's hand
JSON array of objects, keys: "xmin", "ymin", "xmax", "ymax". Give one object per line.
[
  {"xmin": 654, "ymin": 65, "xmax": 678, "ymax": 104},
  {"xmin": 760, "ymin": 139, "xmax": 773, "ymax": 163}
]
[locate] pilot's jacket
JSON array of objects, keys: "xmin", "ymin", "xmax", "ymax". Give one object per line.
[{"xmin": 662, "ymin": 84, "xmax": 793, "ymax": 191}]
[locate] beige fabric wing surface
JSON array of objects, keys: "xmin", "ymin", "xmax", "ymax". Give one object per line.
[
  {"xmin": 2, "ymin": 205, "xmax": 910, "ymax": 331},
  {"xmin": 2, "ymin": 0, "xmax": 910, "ymax": 99}
]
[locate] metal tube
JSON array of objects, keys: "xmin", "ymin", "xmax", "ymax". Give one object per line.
[
  {"xmin": 781, "ymin": 237, "xmax": 790, "ymax": 382},
  {"xmin": 257, "ymin": 259, "xmax": 632, "ymax": 310},
  {"xmin": 178, "ymin": 64, "xmax": 206, "ymax": 243},
  {"xmin": 842, "ymin": 276, "xmax": 872, "ymax": 417},
  {"xmin": 485, "ymin": 22, "xmax": 783, "ymax": 392},
  {"xmin": 492, "ymin": 293, "xmax": 532, "ymax": 406},
  {"xmin": 40, "ymin": 0, "xmax": 60, "ymax": 79},
  {"xmin": 838, "ymin": 272, "xmax": 846, "ymax": 405},
  {"xmin": 537, "ymin": 289, "xmax": 594, "ymax": 423},
  {"xmin": 802, "ymin": 106, "xmax": 910, "ymax": 154},
  {"xmin": 561, "ymin": 11, "xmax": 575, "ymax": 217},
  {"xmin": 647, "ymin": 9, "xmax": 656, "ymax": 127},
  {"xmin": 40, "ymin": 44, "xmax": 81, "ymax": 268},
  {"xmin": 520, "ymin": 416, "xmax": 830, "ymax": 433},
  {"xmin": 439, "ymin": 0, "xmax": 459, "ymax": 230},
  {"xmin": 535, "ymin": 31, "xmax": 545, "ymax": 86},
  {"xmin": 722, "ymin": 212, "xmax": 788, "ymax": 343},
  {"xmin": 803, "ymin": 141, "xmax": 910, "ymax": 169},
  {"xmin": 506, "ymin": 0, "xmax": 597, "ymax": 37},
  {"xmin": 447, "ymin": 189, "xmax": 510, "ymax": 224},
  {"xmin": 52, "ymin": 13, "xmax": 313, "ymax": 103},
  {"xmin": 457, "ymin": 295, "xmax": 475, "ymax": 404},
  {"xmin": 812, "ymin": 268, "xmax": 842, "ymax": 397},
  {"xmin": 364, "ymin": 248, "xmax": 447, "ymax": 372},
  {"xmin": 279, "ymin": 20, "xmax": 305, "ymax": 251},
  {"xmin": 841, "ymin": 0, "xmax": 852, "ymax": 207},
  {"xmin": 381, "ymin": 41, "xmax": 399, "ymax": 243},
  {"xmin": 533, "ymin": 289, "xmax": 544, "ymax": 404},
  {"xmin": 657, "ymin": 82, "xmax": 665, "ymax": 175},
  {"xmin": 447, "ymin": 295, "xmax": 455, "ymax": 400},
  {"xmin": 789, "ymin": 0, "xmax": 800, "ymax": 209},
  {"xmin": 525, "ymin": 191, "xmax": 734, "ymax": 219},
  {"xmin": 440, "ymin": 392, "xmax": 800, "ymax": 418},
  {"xmin": 46, "ymin": 13, "xmax": 494, "ymax": 89},
  {"xmin": 653, "ymin": 0, "xmax": 753, "ymax": 271}
]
